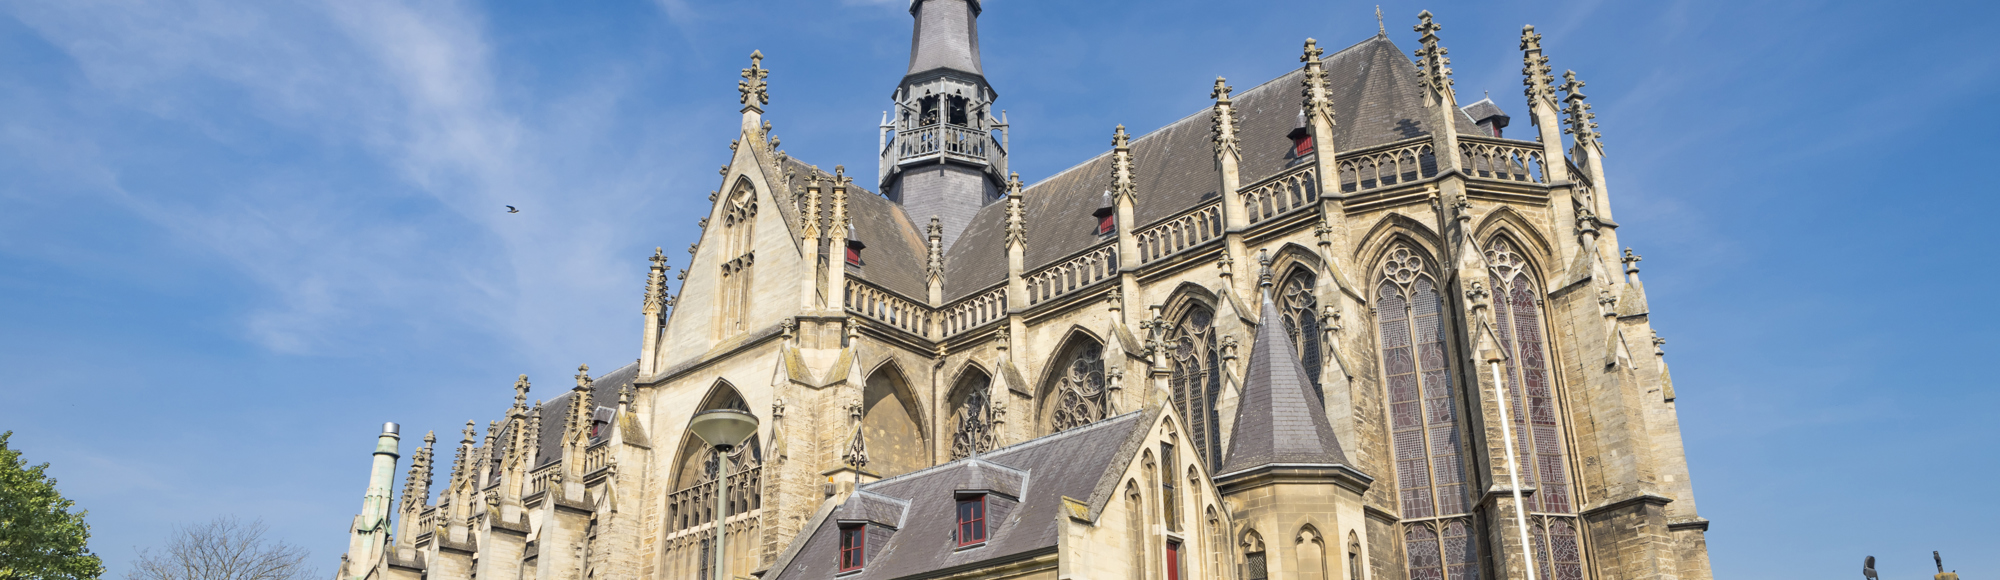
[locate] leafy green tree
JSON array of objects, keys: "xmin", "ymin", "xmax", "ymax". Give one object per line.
[{"xmin": 0, "ymin": 431, "xmax": 103, "ymax": 580}]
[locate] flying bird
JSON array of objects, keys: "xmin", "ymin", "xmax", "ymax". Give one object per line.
[
  {"xmin": 1862, "ymin": 555, "xmax": 1877, "ymax": 580},
  {"xmin": 506, "ymin": 205, "xmax": 519, "ymax": 213}
]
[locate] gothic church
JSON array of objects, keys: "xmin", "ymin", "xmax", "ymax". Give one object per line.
[{"xmin": 335, "ymin": 3, "xmax": 1712, "ymax": 580}]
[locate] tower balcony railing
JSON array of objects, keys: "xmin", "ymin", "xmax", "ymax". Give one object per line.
[{"xmin": 895, "ymin": 122, "xmax": 991, "ymax": 165}]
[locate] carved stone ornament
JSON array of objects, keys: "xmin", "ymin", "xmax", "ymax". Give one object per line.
[
  {"xmin": 738, "ymin": 50, "xmax": 770, "ymax": 108},
  {"xmin": 1521, "ymin": 25, "xmax": 1556, "ymax": 102},
  {"xmin": 1560, "ymin": 70, "xmax": 1601, "ymax": 147},
  {"xmin": 1050, "ymin": 343, "xmax": 1109, "ymax": 432},
  {"xmin": 1413, "ymin": 11, "xmax": 1455, "ymax": 99},
  {"xmin": 949, "ymin": 376, "xmax": 997, "ymax": 460}
]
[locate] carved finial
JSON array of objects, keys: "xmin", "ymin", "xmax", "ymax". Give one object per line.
[
  {"xmin": 1257, "ymin": 249, "xmax": 1273, "ymax": 288},
  {"xmin": 1301, "ymin": 39, "xmax": 1335, "ymax": 127},
  {"xmin": 575, "ymin": 364, "xmax": 592, "ymax": 391},
  {"xmin": 801, "ymin": 173, "xmax": 823, "ymax": 240},
  {"xmin": 1451, "ymin": 193, "xmax": 1473, "ymax": 222},
  {"xmin": 1106, "ymin": 287, "xmax": 1124, "ymax": 312},
  {"xmin": 771, "ymin": 397, "xmax": 786, "ymax": 419},
  {"xmin": 1623, "ymin": 247, "xmax": 1642, "ymax": 273},
  {"xmin": 1220, "ymin": 335, "xmax": 1240, "ymax": 363},
  {"xmin": 1005, "ymin": 173, "xmax": 1028, "ymax": 248},
  {"xmin": 462, "ymin": 420, "xmax": 477, "ymax": 445},
  {"xmin": 1465, "ymin": 280, "xmax": 1491, "ymax": 320},
  {"xmin": 1560, "ymin": 70, "xmax": 1601, "ymax": 148},
  {"xmin": 1651, "ymin": 331, "xmax": 1666, "ymax": 356},
  {"xmin": 1413, "ymin": 11, "xmax": 1455, "ymax": 103},
  {"xmin": 1521, "ymin": 25, "xmax": 1555, "ymax": 102},
  {"xmin": 994, "ymin": 328, "xmax": 1011, "ymax": 352},
  {"xmin": 780, "ymin": 318, "xmax": 796, "ymax": 339},
  {"xmin": 1375, "ymin": 5, "xmax": 1385, "ymax": 35},
  {"xmin": 1320, "ymin": 304, "xmax": 1342, "ymax": 332},
  {"xmin": 618, "ymin": 383, "xmax": 632, "ymax": 408},
  {"xmin": 738, "ymin": 50, "xmax": 770, "ymax": 110},
  {"xmin": 1211, "ymin": 78, "xmax": 1241, "ymax": 157},
  {"xmin": 1110, "ymin": 125, "xmax": 1137, "ymax": 204},
  {"xmin": 1217, "ymin": 250, "xmax": 1234, "ymax": 280},
  {"xmin": 927, "ymin": 217, "xmax": 945, "ymax": 278},
  {"xmin": 512, "ymin": 375, "xmax": 530, "ymax": 412},
  {"xmin": 842, "ymin": 426, "xmax": 869, "ymax": 470},
  {"xmin": 643, "ymin": 247, "xmax": 668, "ymax": 315},
  {"xmin": 1597, "ymin": 288, "xmax": 1618, "ymax": 317}
]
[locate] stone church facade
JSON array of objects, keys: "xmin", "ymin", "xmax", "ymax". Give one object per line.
[{"xmin": 335, "ymin": 3, "xmax": 1712, "ymax": 580}]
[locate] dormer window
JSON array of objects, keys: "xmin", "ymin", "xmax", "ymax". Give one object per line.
[
  {"xmin": 956, "ymin": 495, "xmax": 987, "ymax": 547},
  {"xmin": 1287, "ymin": 126, "xmax": 1315, "ymax": 157},
  {"xmin": 845, "ymin": 224, "xmax": 866, "ymax": 267},
  {"xmin": 1094, "ymin": 190, "xmax": 1116, "ymax": 236},
  {"xmin": 839, "ymin": 524, "xmax": 867, "ymax": 572}
]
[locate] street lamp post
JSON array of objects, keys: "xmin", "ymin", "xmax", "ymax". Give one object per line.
[{"xmin": 689, "ymin": 409, "xmax": 760, "ymax": 580}]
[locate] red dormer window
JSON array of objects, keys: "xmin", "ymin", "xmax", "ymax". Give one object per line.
[
  {"xmin": 839, "ymin": 524, "xmax": 866, "ymax": 572},
  {"xmin": 1287, "ymin": 126, "xmax": 1315, "ymax": 157},
  {"xmin": 845, "ymin": 245, "xmax": 862, "ymax": 266},
  {"xmin": 956, "ymin": 495, "xmax": 986, "ymax": 546},
  {"xmin": 1096, "ymin": 214, "xmax": 1115, "ymax": 236}
]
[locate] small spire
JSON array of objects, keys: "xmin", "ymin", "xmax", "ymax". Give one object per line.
[
  {"xmin": 1521, "ymin": 25, "xmax": 1555, "ymax": 102},
  {"xmin": 643, "ymin": 247, "xmax": 668, "ymax": 315},
  {"xmin": 1375, "ymin": 5, "xmax": 1385, "ymax": 35},
  {"xmin": 738, "ymin": 50, "xmax": 770, "ymax": 111},
  {"xmin": 1109, "ymin": 125, "xmax": 1137, "ymax": 203},
  {"xmin": 511, "ymin": 375, "xmax": 530, "ymax": 413},
  {"xmin": 1560, "ymin": 70, "xmax": 1602, "ymax": 148},
  {"xmin": 1413, "ymin": 11, "xmax": 1456, "ymax": 103},
  {"xmin": 1300, "ymin": 39, "xmax": 1335, "ymax": 128},
  {"xmin": 926, "ymin": 217, "xmax": 945, "ymax": 279},
  {"xmin": 1005, "ymin": 173, "xmax": 1028, "ymax": 248}
]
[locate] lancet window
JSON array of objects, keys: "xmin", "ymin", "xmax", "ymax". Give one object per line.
[
  {"xmin": 1373, "ymin": 244, "xmax": 1478, "ymax": 580},
  {"xmin": 1049, "ymin": 340, "xmax": 1109, "ymax": 432},
  {"xmin": 1168, "ymin": 303, "xmax": 1224, "ymax": 470},
  {"xmin": 1485, "ymin": 238, "xmax": 1584, "ymax": 580},
  {"xmin": 1278, "ymin": 269, "xmax": 1325, "ymax": 400},
  {"xmin": 948, "ymin": 370, "xmax": 998, "ymax": 460},
  {"xmin": 718, "ymin": 182, "xmax": 758, "ymax": 334}
]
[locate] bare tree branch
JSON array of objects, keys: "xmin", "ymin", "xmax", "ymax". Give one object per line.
[{"xmin": 127, "ymin": 517, "xmax": 315, "ymax": 580}]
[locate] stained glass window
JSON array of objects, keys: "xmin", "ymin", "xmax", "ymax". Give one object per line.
[
  {"xmin": 1375, "ymin": 245, "xmax": 1478, "ymax": 580},
  {"xmin": 1279, "ymin": 270, "xmax": 1325, "ymax": 400},
  {"xmin": 1168, "ymin": 305, "xmax": 1223, "ymax": 470},
  {"xmin": 1050, "ymin": 342, "xmax": 1108, "ymax": 432},
  {"xmin": 1486, "ymin": 239, "xmax": 1576, "ymax": 516}
]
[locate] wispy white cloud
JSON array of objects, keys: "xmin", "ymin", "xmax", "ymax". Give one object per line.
[{"xmin": 3, "ymin": 0, "xmax": 689, "ymax": 362}]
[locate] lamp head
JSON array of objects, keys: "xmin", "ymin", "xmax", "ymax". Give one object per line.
[{"xmin": 690, "ymin": 409, "xmax": 760, "ymax": 451}]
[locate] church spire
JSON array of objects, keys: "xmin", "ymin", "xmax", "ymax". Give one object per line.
[
  {"xmin": 881, "ymin": 0, "xmax": 1007, "ymax": 250},
  {"xmin": 1218, "ymin": 288, "xmax": 1349, "ymax": 476},
  {"xmin": 905, "ymin": 0, "xmax": 984, "ymax": 79}
]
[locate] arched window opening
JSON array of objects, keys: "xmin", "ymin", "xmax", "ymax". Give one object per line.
[
  {"xmin": 1168, "ymin": 303, "xmax": 1224, "ymax": 471},
  {"xmin": 1375, "ymin": 245, "xmax": 1477, "ymax": 579},
  {"xmin": 948, "ymin": 370, "xmax": 997, "ymax": 460},
  {"xmin": 1048, "ymin": 340, "xmax": 1109, "ymax": 432},
  {"xmin": 1279, "ymin": 268, "xmax": 1325, "ymax": 400},
  {"xmin": 1242, "ymin": 531, "xmax": 1269, "ymax": 580},
  {"xmin": 669, "ymin": 384, "xmax": 761, "ymax": 536},
  {"xmin": 1486, "ymin": 238, "xmax": 1584, "ymax": 580},
  {"xmin": 718, "ymin": 182, "xmax": 758, "ymax": 334}
]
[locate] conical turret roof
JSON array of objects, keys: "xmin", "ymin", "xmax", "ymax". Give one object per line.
[{"xmin": 1218, "ymin": 289, "xmax": 1349, "ymax": 475}]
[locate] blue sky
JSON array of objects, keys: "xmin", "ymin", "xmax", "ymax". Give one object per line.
[{"xmin": 1, "ymin": 0, "xmax": 1994, "ymax": 577}]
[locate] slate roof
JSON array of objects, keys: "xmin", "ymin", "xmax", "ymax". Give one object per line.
[
  {"xmin": 768, "ymin": 411, "xmax": 1151, "ymax": 580},
  {"xmin": 942, "ymin": 34, "xmax": 1480, "ymax": 301},
  {"xmin": 488, "ymin": 362, "xmax": 635, "ymax": 470},
  {"xmin": 1460, "ymin": 97, "xmax": 1508, "ymax": 125},
  {"xmin": 905, "ymin": 0, "xmax": 984, "ymax": 79},
  {"xmin": 1217, "ymin": 290, "xmax": 1348, "ymax": 476},
  {"xmin": 776, "ymin": 159, "xmax": 932, "ymax": 300}
]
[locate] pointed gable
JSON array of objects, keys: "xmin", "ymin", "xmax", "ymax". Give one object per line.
[{"xmin": 1218, "ymin": 290, "xmax": 1348, "ymax": 476}]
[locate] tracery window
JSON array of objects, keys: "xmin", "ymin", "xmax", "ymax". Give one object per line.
[
  {"xmin": 1486, "ymin": 239, "xmax": 1584, "ymax": 580},
  {"xmin": 1374, "ymin": 245, "xmax": 1478, "ymax": 580},
  {"xmin": 1049, "ymin": 341, "xmax": 1108, "ymax": 432},
  {"xmin": 948, "ymin": 371, "xmax": 997, "ymax": 460},
  {"xmin": 1278, "ymin": 269, "xmax": 1325, "ymax": 400},
  {"xmin": 1168, "ymin": 304, "xmax": 1224, "ymax": 470},
  {"xmin": 719, "ymin": 182, "xmax": 758, "ymax": 333}
]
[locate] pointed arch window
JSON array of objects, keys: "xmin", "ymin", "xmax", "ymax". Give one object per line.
[
  {"xmin": 719, "ymin": 182, "xmax": 758, "ymax": 334},
  {"xmin": 1049, "ymin": 341, "xmax": 1108, "ymax": 432},
  {"xmin": 1168, "ymin": 304, "xmax": 1223, "ymax": 470},
  {"xmin": 1486, "ymin": 238, "xmax": 1584, "ymax": 580},
  {"xmin": 948, "ymin": 371, "xmax": 997, "ymax": 460},
  {"xmin": 1278, "ymin": 269, "xmax": 1325, "ymax": 400},
  {"xmin": 1374, "ymin": 245, "xmax": 1477, "ymax": 579}
]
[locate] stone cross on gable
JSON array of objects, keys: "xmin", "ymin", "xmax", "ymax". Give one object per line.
[{"xmin": 738, "ymin": 50, "xmax": 770, "ymax": 109}]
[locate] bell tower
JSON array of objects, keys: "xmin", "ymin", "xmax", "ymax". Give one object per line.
[{"xmin": 879, "ymin": 0, "xmax": 1008, "ymax": 250}]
